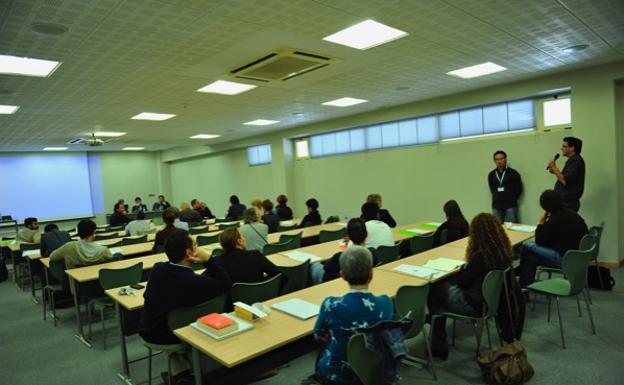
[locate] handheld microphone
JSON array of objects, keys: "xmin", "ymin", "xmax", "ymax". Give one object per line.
[{"xmin": 546, "ymin": 153, "xmax": 560, "ymax": 170}]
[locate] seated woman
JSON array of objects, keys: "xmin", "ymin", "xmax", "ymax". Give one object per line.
[
  {"xmin": 299, "ymin": 198, "xmax": 322, "ymax": 228},
  {"xmin": 275, "ymin": 194, "xmax": 294, "ymax": 220},
  {"xmin": 225, "ymin": 195, "xmax": 247, "ymax": 220},
  {"xmin": 432, "ymin": 200, "xmax": 469, "ymax": 247},
  {"xmin": 238, "ymin": 208, "xmax": 269, "ymax": 252},
  {"xmin": 313, "ymin": 246, "xmax": 393, "ymax": 384},
  {"xmin": 250, "ymin": 198, "xmax": 263, "ymax": 219},
  {"xmin": 261, "ymin": 199, "xmax": 280, "ymax": 233},
  {"xmin": 427, "ymin": 213, "xmax": 512, "ymax": 359},
  {"xmin": 153, "ymin": 208, "xmax": 183, "ymax": 253},
  {"xmin": 214, "ymin": 227, "xmax": 279, "ymax": 284},
  {"xmin": 366, "ymin": 193, "xmax": 396, "ymax": 228}
]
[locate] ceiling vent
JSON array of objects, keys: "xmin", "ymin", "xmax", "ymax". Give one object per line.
[
  {"xmin": 230, "ymin": 48, "xmax": 340, "ymax": 83},
  {"xmin": 68, "ymin": 133, "xmax": 113, "ymax": 147}
]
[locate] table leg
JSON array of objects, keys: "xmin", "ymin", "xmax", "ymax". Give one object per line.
[
  {"xmin": 115, "ymin": 303, "xmax": 133, "ymax": 384},
  {"xmin": 28, "ymin": 258, "xmax": 39, "ymax": 304},
  {"xmin": 11, "ymin": 250, "xmax": 18, "ymax": 285},
  {"xmin": 71, "ymin": 278, "xmax": 92, "ymax": 347},
  {"xmin": 192, "ymin": 347, "xmax": 202, "ymax": 385}
]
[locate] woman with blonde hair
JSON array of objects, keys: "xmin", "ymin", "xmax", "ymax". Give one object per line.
[{"xmin": 427, "ymin": 213, "xmax": 512, "ymax": 359}]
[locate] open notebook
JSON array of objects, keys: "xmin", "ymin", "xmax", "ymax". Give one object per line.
[
  {"xmin": 283, "ymin": 250, "xmax": 320, "ymax": 263},
  {"xmin": 271, "ymin": 298, "xmax": 320, "ymax": 320}
]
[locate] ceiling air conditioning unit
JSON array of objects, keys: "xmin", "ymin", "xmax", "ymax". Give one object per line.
[{"xmin": 230, "ymin": 48, "xmax": 340, "ymax": 83}]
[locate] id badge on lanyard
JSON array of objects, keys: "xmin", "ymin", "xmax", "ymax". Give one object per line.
[{"xmin": 496, "ymin": 170, "xmax": 506, "ymax": 192}]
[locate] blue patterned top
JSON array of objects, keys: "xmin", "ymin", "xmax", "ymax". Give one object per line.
[{"xmin": 313, "ymin": 291, "xmax": 393, "ymax": 384}]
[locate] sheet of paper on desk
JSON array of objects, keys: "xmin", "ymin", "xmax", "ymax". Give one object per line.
[
  {"xmin": 22, "ymin": 249, "xmax": 40, "ymax": 257},
  {"xmin": 508, "ymin": 224, "xmax": 537, "ymax": 233},
  {"xmin": 280, "ymin": 220, "xmax": 295, "ymax": 226},
  {"xmin": 283, "ymin": 250, "xmax": 320, "ymax": 263},
  {"xmin": 393, "ymin": 264, "xmax": 446, "ymax": 280},
  {"xmin": 423, "ymin": 258, "xmax": 465, "ymax": 272},
  {"xmin": 271, "ymin": 298, "xmax": 320, "ymax": 320},
  {"xmin": 109, "ymin": 247, "xmax": 123, "ymax": 254}
]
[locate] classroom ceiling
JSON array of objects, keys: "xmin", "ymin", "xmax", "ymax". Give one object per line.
[{"xmin": 0, "ymin": 0, "xmax": 623, "ymax": 152}]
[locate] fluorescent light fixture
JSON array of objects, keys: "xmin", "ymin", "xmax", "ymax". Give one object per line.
[
  {"xmin": 122, "ymin": 147, "xmax": 145, "ymax": 151},
  {"xmin": 243, "ymin": 119, "xmax": 279, "ymax": 126},
  {"xmin": 131, "ymin": 112, "xmax": 176, "ymax": 121},
  {"xmin": 322, "ymin": 97, "xmax": 368, "ymax": 107},
  {"xmin": 43, "ymin": 147, "xmax": 68, "ymax": 151},
  {"xmin": 323, "ymin": 19, "xmax": 408, "ymax": 50},
  {"xmin": 446, "ymin": 62, "xmax": 507, "ymax": 79},
  {"xmin": 190, "ymin": 134, "xmax": 221, "ymax": 139},
  {"xmin": 91, "ymin": 131, "xmax": 126, "ymax": 137},
  {"xmin": 197, "ymin": 80, "xmax": 257, "ymax": 95},
  {"xmin": 0, "ymin": 105, "xmax": 19, "ymax": 114},
  {"xmin": 0, "ymin": 54, "xmax": 61, "ymax": 77}
]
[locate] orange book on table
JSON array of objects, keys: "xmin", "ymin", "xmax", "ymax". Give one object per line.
[{"xmin": 198, "ymin": 313, "xmax": 234, "ymax": 330}]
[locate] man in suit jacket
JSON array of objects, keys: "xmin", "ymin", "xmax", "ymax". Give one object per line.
[{"xmin": 139, "ymin": 231, "xmax": 230, "ymax": 384}]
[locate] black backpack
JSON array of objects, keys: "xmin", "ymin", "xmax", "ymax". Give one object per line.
[{"xmin": 587, "ymin": 266, "xmax": 615, "ymax": 290}]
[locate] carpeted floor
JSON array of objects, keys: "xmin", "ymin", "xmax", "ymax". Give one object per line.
[{"xmin": 1, "ymin": 267, "xmax": 623, "ymax": 385}]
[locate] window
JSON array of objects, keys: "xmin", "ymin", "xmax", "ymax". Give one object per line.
[
  {"xmin": 247, "ymin": 144, "xmax": 272, "ymax": 165},
  {"xmin": 295, "ymin": 139, "xmax": 309, "ymax": 158},
  {"xmin": 306, "ymin": 98, "xmax": 537, "ymax": 158},
  {"xmin": 543, "ymin": 97, "xmax": 571, "ymax": 127}
]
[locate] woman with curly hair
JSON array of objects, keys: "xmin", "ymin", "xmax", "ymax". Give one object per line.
[{"xmin": 427, "ymin": 213, "xmax": 512, "ymax": 359}]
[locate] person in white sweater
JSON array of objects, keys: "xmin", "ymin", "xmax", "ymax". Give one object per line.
[{"xmin": 360, "ymin": 202, "xmax": 395, "ymax": 249}]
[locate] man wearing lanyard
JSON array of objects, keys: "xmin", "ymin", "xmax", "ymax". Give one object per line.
[{"xmin": 488, "ymin": 150, "xmax": 523, "ymax": 223}]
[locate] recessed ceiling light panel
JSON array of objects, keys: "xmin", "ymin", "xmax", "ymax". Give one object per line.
[
  {"xmin": 323, "ymin": 19, "xmax": 408, "ymax": 50},
  {"xmin": 91, "ymin": 131, "xmax": 126, "ymax": 137},
  {"xmin": 190, "ymin": 134, "xmax": 221, "ymax": 139},
  {"xmin": 0, "ymin": 54, "xmax": 61, "ymax": 77},
  {"xmin": 43, "ymin": 147, "xmax": 67, "ymax": 151},
  {"xmin": 322, "ymin": 97, "xmax": 368, "ymax": 107},
  {"xmin": 122, "ymin": 147, "xmax": 145, "ymax": 151},
  {"xmin": 243, "ymin": 119, "xmax": 279, "ymax": 126},
  {"xmin": 0, "ymin": 105, "xmax": 19, "ymax": 114},
  {"xmin": 446, "ymin": 62, "xmax": 507, "ymax": 79},
  {"xmin": 131, "ymin": 112, "xmax": 176, "ymax": 121},
  {"xmin": 197, "ymin": 80, "xmax": 257, "ymax": 95}
]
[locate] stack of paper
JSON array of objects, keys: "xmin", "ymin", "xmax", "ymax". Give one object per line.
[
  {"xmin": 109, "ymin": 247, "xmax": 123, "ymax": 255},
  {"xmin": 271, "ymin": 298, "xmax": 320, "ymax": 320},
  {"xmin": 280, "ymin": 220, "xmax": 295, "ymax": 226},
  {"xmin": 508, "ymin": 224, "xmax": 537, "ymax": 233},
  {"xmin": 190, "ymin": 313, "xmax": 253, "ymax": 340},
  {"xmin": 283, "ymin": 250, "xmax": 320, "ymax": 263},
  {"xmin": 423, "ymin": 258, "xmax": 465, "ymax": 272},
  {"xmin": 393, "ymin": 264, "xmax": 447, "ymax": 280},
  {"xmin": 22, "ymin": 249, "xmax": 40, "ymax": 257}
]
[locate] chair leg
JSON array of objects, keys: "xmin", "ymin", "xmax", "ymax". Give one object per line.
[
  {"xmin": 51, "ymin": 291, "xmax": 57, "ymax": 327},
  {"xmin": 43, "ymin": 288, "xmax": 47, "ymax": 321},
  {"xmin": 451, "ymin": 319, "xmax": 456, "ymax": 346},
  {"xmin": 555, "ymin": 296, "xmax": 565, "ymax": 349},
  {"xmin": 485, "ymin": 318, "xmax": 492, "ymax": 349},
  {"xmin": 583, "ymin": 290, "xmax": 596, "ymax": 335},
  {"xmin": 547, "ymin": 296, "xmax": 552, "ymax": 323},
  {"xmin": 576, "ymin": 295, "xmax": 582, "ymax": 317},
  {"xmin": 168, "ymin": 354, "xmax": 173, "ymax": 385},
  {"xmin": 101, "ymin": 307, "xmax": 107, "ymax": 350},
  {"xmin": 147, "ymin": 347, "xmax": 153, "ymax": 385},
  {"xmin": 585, "ymin": 283, "xmax": 593, "ymax": 304},
  {"xmin": 87, "ymin": 303, "xmax": 93, "ymax": 341},
  {"xmin": 472, "ymin": 321, "xmax": 484, "ymax": 356},
  {"xmin": 422, "ymin": 328, "xmax": 437, "ymax": 380}
]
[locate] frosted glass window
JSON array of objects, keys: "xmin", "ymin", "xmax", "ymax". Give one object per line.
[
  {"xmin": 335, "ymin": 131, "xmax": 351, "ymax": 153},
  {"xmin": 321, "ymin": 133, "xmax": 337, "ymax": 155},
  {"xmin": 417, "ymin": 116, "xmax": 438, "ymax": 143},
  {"xmin": 398, "ymin": 119, "xmax": 418, "ymax": 145},
  {"xmin": 509, "ymin": 99, "xmax": 535, "ymax": 129},
  {"xmin": 295, "ymin": 140, "xmax": 309, "ymax": 158},
  {"xmin": 440, "ymin": 112, "xmax": 460, "ymax": 139},
  {"xmin": 366, "ymin": 125, "xmax": 382, "ymax": 149},
  {"xmin": 247, "ymin": 144, "xmax": 272, "ymax": 165},
  {"xmin": 543, "ymin": 98, "xmax": 570, "ymax": 126},
  {"xmin": 310, "ymin": 135, "xmax": 324, "ymax": 157},
  {"xmin": 483, "ymin": 103, "xmax": 508, "ymax": 133},
  {"xmin": 350, "ymin": 128, "xmax": 366, "ymax": 151},
  {"xmin": 459, "ymin": 108, "xmax": 483, "ymax": 136},
  {"xmin": 381, "ymin": 122, "xmax": 399, "ymax": 148}
]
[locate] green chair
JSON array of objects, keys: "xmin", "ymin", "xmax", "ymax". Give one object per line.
[
  {"xmin": 277, "ymin": 224, "xmax": 298, "ymax": 232},
  {"xmin": 17, "ymin": 242, "xmax": 39, "ymax": 288},
  {"xmin": 108, "ymin": 225, "xmax": 125, "ymax": 232},
  {"xmin": 189, "ymin": 225, "xmax": 210, "ymax": 235},
  {"xmin": 214, "ymin": 218, "xmax": 229, "ymax": 223},
  {"xmin": 218, "ymin": 222, "xmax": 240, "ymax": 230},
  {"xmin": 431, "ymin": 269, "xmax": 505, "ymax": 356},
  {"xmin": 262, "ymin": 239, "xmax": 297, "ymax": 255},
  {"xmin": 319, "ymin": 228, "xmax": 345, "ymax": 243},
  {"xmin": 395, "ymin": 283, "xmax": 436, "ymax": 379},
  {"xmin": 588, "ymin": 223, "xmax": 604, "ymax": 290},
  {"xmin": 376, "ymin": 244, "xmax": 400, "ymax": 265},
  {"xmin": 409, "ymin": 233, "xmax": 435, "ymax": 255},
  {"xmin": 95, "ymin": 233, "xmax": 120, "ymax": 241},
  {"xmin": 211, "ymin": 248, "xmax": 223, "ymax": 257},
  {"xmin": 278, "ymin": 232, "xmax": 303, "ymax": 249},
  {"xmin": 347, "ymin": 333, "xmax": 385, "ymax": 385},
  {"xmin": 527, "ymin": 246, "xmax": 596, "ymax": 348},
  {"xmin": 144, "ymin": 294, "xmax": 227, "ymax": 385},
  {"xmin": 278, "ymin": 260, "xmax": 310, "ymax": 295},
  {"xmin": 107, "ymin": 240, "xmax": 124, "ymax": 248},
  {"xmin": 43, "ymin": 259, "xmax": 71, "ymax": 326},
  {"xmin": 324, "ymin": 216, "xmax": 340, "ymax": 224},
  {"xmin": 121, "ymin": 234, "xmax": 148, "ymax": 246},
  {"xmin": 231, "ymin": 273, "xmax": 283, "ymax": 304},
  {"xmin": 197, "ymin": 233, "xmax": 220, "ymax": 246},
  {"xmin": 87, "ymin": 262, "xmax": 143, "ymax": 349},
  {"xmin": 439, "ymin": 229, "xmax": 448, "ymax": 245}
]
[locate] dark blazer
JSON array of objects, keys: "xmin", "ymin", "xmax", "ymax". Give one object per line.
[
  {"xmin": 487, "ymin": 167, "xmax": 523, "ymax": 210},
  {"xmin": 179, "ymin": 208, "xmax": 202, "ymax": 223},
  {"xmin": 262, "ymin": 212, "xmax": 280, "ymax": 233},
  {"xmin": 215, "ymin": 249, "xmax": 280, "ymax": 284},
  {"xmin": 379, "ymin": 209, "xmax": 397, "ymax": 228},
  {"xmin": 322, "ymin": 248, "xmax": 379, "ymax": 282},
  {"xmin": 535, "ymin": 209, "xmax": 588, "ymax": 256},
  {"xmin": 299, "ymin": 211, "xmax": 322, "ymax": 228},
  {"xmin": 109, "ymin": 211, "xmax": 131, "ymax": 226},
  {"xmin": 275, "ymin": 204, "xmax": 294, "ymax": 220},
  {"xmin": 139, "ymin": 259, "xmax": 230, "ymax": 345},
  {"xmin": 197, "ymin": 206, "xmax": 215, "ymax": 219},
  {"xmin": 432, "ymin": 219, "xmax": 469, "ymax": 247},
  {"xmin": 131, "ymin": 204, "xmax": 148, "ymax": 213},
  {"xmin": 152, "ymin": 225, "xmax": 183, "ymax": 253},
  {"xmin": 40, "ymin": 229, "xmax": 72, "ymax": 258},
  {"xmin": 226, "ymin": 204, "xmax": 247, "ymax": 220}
]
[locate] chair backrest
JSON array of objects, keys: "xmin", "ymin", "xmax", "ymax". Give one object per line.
[
  {"xmin": 562, "ymin": 245, "xmax": 596, "ymax": 295},
  {"xmin": 278, "ymin": 232, "xmax": 303, "ymax": 249},
  {"xmin": 324, "ymin": 215, "xmax": 340, "ymax": 224},
  {"xmin": 409, "ymin": 233, "xmax": 435, "ymax": 255},
  {"xmin": 588, "ymin": 223, "xmax": 604, "ymax": 258},
  {"xmin": 167, "ymin": 294, "xmax": 227, "ymax": 331},
  {"xmin": 98, "ymin": 262, "xmax": 143, "ymax": 290},
  {"xmin": 578, "ymin": 234, "xmax": 597, "ymax": 253},
  {"xmin": 218, "ymin": 222, "xmax": 240, "ymax": 230},
  {"xmin": 107, "ymin": 240, "xmax": 124, "ymax": 248},
  {"xmin": 154, "ymin": 244, "xmax": 166, "ymax": 253},
  {"xmin": 278, "ymin": 260, "xmax": 310, "ymax": 295},
  {"xmin": 376, "ymin": 244, "xmax": 400, "ymax": 265},
  {"xmin": 262, "ymin": 239, "xmax": 297, "ymax": 255},
  {"xmin": 122, "ymin": 234, "xmax": 148, "ymax": 246},
  {"xmin": 395, "ymin": 284, "xmax": 430, "ymax": 339},
  {"xmin": 347, "ymin": 333, "xmax": 385, "ymax": 385},
  {"xmin": 94, "ymin": 233, "xmax": 119, "ymax": 241},
  {"xmin": 108, "ymin": 225, "xmax": 125, "ymax": 232},
  {"xmin": 277, "ymin": 224, "xmax": 298, "ymax": 232},
  {"xmin": 197, "ymin": 233, "xmax": 220, "ymax": 246},
  {"xmin": 214, "ymin": 218, "xmax": 229, "ymax": 223},
  {"xmin": 48, "ymin": 259, "xmax": 70, "ymax": 291},
  {"xmin": 231, "ymin": 273, "xmax": 283, "ymax": 304},
  {"xmin": 482, "ymin": 270, "xmax": 505, "ymax": 318},
  {"xmin": 211, "ymin": 248, "xmax": 222, "ymax": 257},
  {"xmin": 20, "ymin": 242, "xmax": 40, "ymax": 251},
  {"xmin": 439, "ymin": 229, "xmax": 448, "ymax": 245},
  {"xmin": 189, "ymin": 225, "xmax": 210, "ymax": 235},
  {"xmin": 319, "ymin": 228, "xmax": 345, "ymax": 243}
]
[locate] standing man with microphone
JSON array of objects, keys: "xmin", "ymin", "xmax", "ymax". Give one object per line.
[
  {"xmin": 547, "ymin": 136, "xmax": 585, "ymax": 212},
  {"xmin": 488, "ymin": 150, "xmax": 523, "ymax": 223}
]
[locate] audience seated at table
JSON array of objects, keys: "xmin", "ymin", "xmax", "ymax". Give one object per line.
[
  {"xmin": 361, "ymin": 202, "xmax": 395, "ymax": 249},
  {"xmin": 312, "ymin": 246, "xmax": 393, "ymax": 384},
  {"xmin": 432, "ymin": 200, "xmax": 469, "ymax": 247},
  {"xmin": 40, "ymin": 223, "xmax": 72, "ymax": 258},
  {"xmin": 299, "ymin": 198, "xmax": 322, "ymax": 228},
  {"xmin": 191, "ymin": 198, "xmax": 215, "ymax": 219},
  {"xmin": 225, "ymin": 195, "xmax": 247, "ymax": 220},
  {"xmin": 152, "ymin": 195, "xmax": 171, "ymax": 211},
  {"xmin": 178, "ymin": 202, "xmax": 202, "ymax": 223},
  {"xmin": 238, "ymin": 209, "xmax": 269, "ymax": 252},
  {"xmin": 49, "ymin": 219, "xmax": 113, "ymax": 269},
  {"xmin": 139, "ymin": 231, "xmax": 230, "ymax": 385},
  {"xmin": 131, "ymin": 196, "xmax": 148, "ymax": 213},
  {"xmin": 153, "ymin": 208, "xmax": 184, "ymax": 253},
  {"xmin": 427, "ymin": 213, "xmax": 512, "ymax": 360},
  {"xmin": 125, "ymin": 211, "xmax": 151, "ymax": 236},
  {"xmin": 17, "ymin": 217, "xmax": 41, "ymax": 243},
  {"xmin": 366, "ymin": 193, "xmax": 396, "ymax": 228},
  {"xmin": 518, "ymin": 189, "xmax": 588, "ymax": 287},
  {"xmin": 275, "ymin": 194, "xmax": 294, "ymax": 220},
  {"xmin": 110, "ymin": 202, "xmax": 131, "ymax": 227},
  {"xmin": 250, "ymin": 198, "xmax": 263, "ymax": 219},
  {"xmin": 214, "ymin": 227, "xmax": 280, "ymax": 284},
  {"xmin": 261, "ymin": 199, "xmax": 280, "ymax": 233}
]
